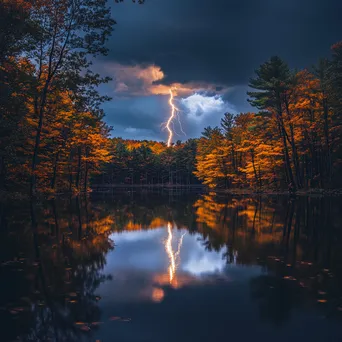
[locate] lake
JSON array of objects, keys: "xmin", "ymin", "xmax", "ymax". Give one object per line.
[{"xmin": 1, "ymin": 191, "xmax": 342, "ymax": 342}]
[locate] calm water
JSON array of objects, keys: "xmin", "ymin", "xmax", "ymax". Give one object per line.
[{"xmin": 1, "ymin": 192, "xmax": 342, "ymax": 342}]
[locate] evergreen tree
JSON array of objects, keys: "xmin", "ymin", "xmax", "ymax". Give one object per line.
[{"xmin": 248, "ymin": 56, "xmax": 297, "ymax": 191}]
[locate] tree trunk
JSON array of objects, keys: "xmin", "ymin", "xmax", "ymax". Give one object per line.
[
  {"xmin": 30, "ymin": 107, "xmax": 44, "ymax": 196},
  {"xmin": 83, "ymin": 148, "xmax": 89, "ymax": 192},
  {"xmin": 251, "ymin": 150, "xmax": 260, "ymax": 188},
  {"xmin": 278, "ymin": 114, "xmax": 296, "ymax": 192},
  {"xmin": 84, "ymin": 164, "xmax": 88, "ymax": 192},
  {"xmin": 284, "ymin": 98, "xmax": 302, "ymax": 188},
  {"xmin": 76, "ymin": 197, "xmax": 82, "ymax": 240},
  {"xmin": 51, "ymin": 151, "xmax": 60, "ymax": 190},
  {"xmin": 51, "ymin": 200, "xmax": 59, "ymax": 240},
  {"xmin": 323, "ymin": 96, "xmax": 332, "ymax": 186},
  {"xmin": 30, "ymin": 75, "xmax": 53, "ymax": 196},
  {"xmin": 0, "ymin": 156, "xmax": 6, "ymax": 191},
  {"xmin": 68, "ymin": 150, "xmax": 73, "ymax": 192},
  {"xmin": 76, "ymin": 146, "xmax": 82, "ymax": 190}
]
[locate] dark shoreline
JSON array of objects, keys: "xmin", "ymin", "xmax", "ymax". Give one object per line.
[
  {"xmin": 2, "ymin": 186, "xmax": 342, "ymax": 202},
  {"xmin": 212, "ymin": 188, "xmax": 342, "ymax": 197}
]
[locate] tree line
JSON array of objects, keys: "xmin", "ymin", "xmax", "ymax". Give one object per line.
[{"xmin": 93, "ymin": 138, "xmax": 199, "ymax": 186}]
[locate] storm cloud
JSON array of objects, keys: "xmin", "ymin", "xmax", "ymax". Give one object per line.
[{"xmin": 98, "ymin": 0, "xmax": 342, "ymax": 140}]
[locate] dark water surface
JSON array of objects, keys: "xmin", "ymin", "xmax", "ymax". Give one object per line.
[{"xmin": 1, "ymin": 192, "xmax": 342, "ymax": 341}]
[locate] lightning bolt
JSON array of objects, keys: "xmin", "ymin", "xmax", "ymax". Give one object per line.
[
  {"xmin": 162, "ymin": 88, "xmax": 186, "ymax": 146},
  {"xmin": 166, "ymin": 89, "xmax": 177, "ymax": 147},
  {"xmin": 176, "ymin": 112, "xmax": 186, "ymax": 137}
]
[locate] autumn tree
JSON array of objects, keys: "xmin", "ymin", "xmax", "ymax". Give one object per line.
[
  {"xmin": 195, "ymin": 127, "xmax": 233, "ymax": 188},
  {"xmin": 248, "ymin": 57, "xmax": 299, "ymax": 191},
  {"xmin": 27, "ymin": 0, "xmax": 115, "ymax": 195}
]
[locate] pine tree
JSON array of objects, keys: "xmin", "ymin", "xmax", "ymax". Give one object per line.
[{"xmin": 248, "ymin": 56, "xmax": 298, "ymax": 191}]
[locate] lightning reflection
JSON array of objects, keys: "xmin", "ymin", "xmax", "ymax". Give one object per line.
[{"xmin": 164, "ymin": 222, "xmax": 186, "ymax": 285}]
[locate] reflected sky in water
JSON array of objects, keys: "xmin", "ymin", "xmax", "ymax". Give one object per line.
[
  {"xmin": 106, "ymin": 227, "xmax": 229, "ymax": 275},
  {"xmin": 96, "ymin": 224, "xmax": 273, "ymax": 342},
  {"xmin": 99, "ymin": 225, "xmax": 233, "ymax": 304}
]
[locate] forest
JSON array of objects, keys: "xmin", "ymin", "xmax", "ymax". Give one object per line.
[{"xmin": 1, "ymin": 0, "xmax": 342, "ymax": 196}]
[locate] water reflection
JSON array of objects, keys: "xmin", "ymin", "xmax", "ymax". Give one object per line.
[
  {"xmin": 164, "ymin": 222, "xmax": 186, "ymax": 286},
  {"xmin": 0, "ymin": 192, "xmax": 342, "ymax": 341},
  {"xmin": 0, "ymin": 199, "xmax": 114, "ymax": 342}
]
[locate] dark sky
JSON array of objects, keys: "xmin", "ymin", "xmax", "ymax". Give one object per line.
[{"xmin": 97, "ymin": 0, "xmax": 342, "ymax": 142}]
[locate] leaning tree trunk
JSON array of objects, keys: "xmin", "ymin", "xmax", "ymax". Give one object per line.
[{"xmin": 284, "ymin": 98, "xmax": 302, "ymax": 189}]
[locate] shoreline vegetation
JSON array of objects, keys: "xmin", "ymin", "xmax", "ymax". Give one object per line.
[
  {"xmin": 92, "ymin": 184, "xmax": 342, "ymax": 197},
  {"xmin": 2, "ymin": 186, "xmax": 342, "ymax": 203},
  {"xmin": 1, "ymin": 1, "xmax": 342, "ymax": 198}
]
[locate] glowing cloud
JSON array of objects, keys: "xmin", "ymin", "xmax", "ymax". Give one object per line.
[
  {"xmin": 104, "ymin": 62, "xmax": 229, "ymax": 97},
  {"xmin": 107, "ymin": 63, "xmax": 165, "ymax": 96}
]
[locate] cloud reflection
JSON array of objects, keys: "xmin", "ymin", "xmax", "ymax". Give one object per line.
[{"xmin": 102, "ymin": 222, "xmax": 241, "ymax": 304}]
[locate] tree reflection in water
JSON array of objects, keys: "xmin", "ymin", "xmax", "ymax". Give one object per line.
[
  {"xmin": 0, "ymin": 198, "xmax": 114, "ymax": 342},
  {"xmin": 193, "ymin": 193, "xmax": 342, "ymax": 323}
]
